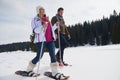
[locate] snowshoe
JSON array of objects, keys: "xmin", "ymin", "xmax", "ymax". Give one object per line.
[
  {"xmin": 15, "ymin": 70, "xmax": 40, "ymax": 77},
  {"xmin": 44, "ymin": 71, "xmax": 70, "ymax": 80}
]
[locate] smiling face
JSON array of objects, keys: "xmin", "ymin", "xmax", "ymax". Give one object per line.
[
  {"xmin": 39, "ymin": 8, "xmax": 45, "ymax": 16},
  {"xmin": 58, "ymin": 9, "xmax": 64, "ymax": 16},
  {"xmin": 57, "ymin": 7, "xmax": 64, "ymax": 17}
]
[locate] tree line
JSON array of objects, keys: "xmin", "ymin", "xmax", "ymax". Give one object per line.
[
  {"xmin": 0, "ymin": 10, "xmax": 120, "ymax": 53},
  {"xmin": 68, "ymin": 10, "xmax": 120, "ymax": 46},
  {"xmin": 0, "ymin": 42, "xmax": 30, "ymax": 53}
]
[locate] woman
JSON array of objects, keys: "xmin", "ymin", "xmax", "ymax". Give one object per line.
[{"xmin": 26, "ymin": 6, "xmax": 68, "ymax": 79}]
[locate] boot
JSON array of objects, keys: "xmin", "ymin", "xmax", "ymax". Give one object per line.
[
  {"xmin": 63, "ymin": 61, "xmax": 68, "ymax": 66},
  {"xmin": 50, "ymin": 62, "xmax": 69, "ymax": 79},
  {"xmin": 27, "ymin": 61, "xmax": 36, "ymax": 72},
  {"xmin": 50, "ymin": 62, "xmax": 59, "ymax": 76}
]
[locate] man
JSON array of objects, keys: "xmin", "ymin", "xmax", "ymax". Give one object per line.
[{"xmin": 51, "ymin": 7, "xmax": 71, "ymax": 66}]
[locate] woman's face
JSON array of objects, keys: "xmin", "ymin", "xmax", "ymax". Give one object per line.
[{"xmin": 39, "ymin": 8, "xmax": 45, "ymax": 15}]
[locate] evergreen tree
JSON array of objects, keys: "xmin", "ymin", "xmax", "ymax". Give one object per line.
[{"xmin": 30, "ymin": 34, "xmax": 36, "ymax": 52}]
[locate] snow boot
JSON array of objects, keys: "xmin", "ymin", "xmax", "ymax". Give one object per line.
[
  {"xmin": 50, "ymin": 62, "xmax": 59, "ymax": 76},
  {"xmin": 50, "ymin": 62, "xmax": 69, "ymax": 80},
  {"xmin": 63, "ymin": 62, "xmax": 68, "ymax": 66},
  {"xmin": 27, "ymin": 61, "xmax": 36, "ymax": 72}
]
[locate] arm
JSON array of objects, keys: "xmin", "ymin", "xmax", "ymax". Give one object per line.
[
  {"xmin": 65, "ymin": 25, "xmax": 70, "ymax": 35},
  {"xmin": 65, "ymin": 25, "xmax": 71, "ymax": 39},
  {"xmin": 31, "ymin": 18, "xmax": 44, "ymax": 34},
  {"xmin": 51, "ymin": 16, "xmax": 57, "ymax": 26},
  {"xmin": 51, "ymin": 16, "xmax": 59, "ymax": 34}
]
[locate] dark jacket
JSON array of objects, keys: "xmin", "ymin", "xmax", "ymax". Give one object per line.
[{"xmin": 51, "ymin": 14, "xmax": 70, "ymax": 36}]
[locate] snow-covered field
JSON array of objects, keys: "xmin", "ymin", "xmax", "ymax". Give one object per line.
[{"xmin": 0, "ymin": 44, "xmax": 120, "ymax": 80}]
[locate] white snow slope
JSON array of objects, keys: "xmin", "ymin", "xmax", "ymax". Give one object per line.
[{"xmin": 0, "ymin": 44, "xmax": 120, "ymax": 80}]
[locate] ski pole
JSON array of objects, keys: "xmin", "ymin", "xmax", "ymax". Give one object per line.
[
  {"xmin": 56, "ymin": 15, "xmax": 63, "ymax": 66},
  {"xmin": 56, "ymin": 16, "xmax": 64, "ymax": 66},
  {"xmin": 57, "ymin": 24, "xmax": 63, "ymax": 66},
  {"xmin": 36, "ymin": 23, "xmax": 47, "ymax": 80}
]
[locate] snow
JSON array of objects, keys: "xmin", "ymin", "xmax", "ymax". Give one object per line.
[{"xmin": 0, "ymin": 44, "xmax": 120, "ymax": 80}]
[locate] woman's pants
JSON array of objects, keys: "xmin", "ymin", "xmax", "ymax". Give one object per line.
[{"xmin": 32, "ymin": 41, "xmax": 56, "ymax": 64}]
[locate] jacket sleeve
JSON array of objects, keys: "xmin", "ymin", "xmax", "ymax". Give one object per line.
[
  {"xmin": 51, "ymin": 16, "xmax": 58, "ymax": 34},
  {"xmin": 31, "ymin": 18, "xmax": 44, "ymax": 34},
  {"xmin": 65, "ymin": 25, "xmax": 70, "ymax": 36},
  {"xmin": 62, "ymin": 20, "xmax": 70, "ymax": 36},
  {"xmin": 51, "ymin": 16, "xmax": 57, "ymax": 26}
]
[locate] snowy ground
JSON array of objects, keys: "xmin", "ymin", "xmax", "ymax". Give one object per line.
[{"xmin": 0, "ymin": 44, "xmax": 120, "ymax": 80}]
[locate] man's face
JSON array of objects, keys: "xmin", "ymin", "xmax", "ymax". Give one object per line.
[{"xmin": 58, "ymin": 10, "xmax": 64, "ymax": 16}]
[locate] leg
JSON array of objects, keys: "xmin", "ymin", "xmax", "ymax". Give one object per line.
[
  {"xmin": 55, "ymin": 34, "xmax": 64, "ymax": 63},
  {"xmin": 27, "ymin": 42, "xmax": 45, "ymax": 72},
  {"xmin": 46, "ymin": 42, "xmax": 56, "ymax": 63},
  {"xmin": 61, "ymin": 34, "xmax": 69, "ymax": 47},
  {"xmin": 61, "ymin": 47, "xmax": 69, "ymax": 66},
  {"xmin": 32, "ymin": 42, "xmax": 45, "ymax": 64},
  {"xmin": 61, "ymin": 47, "xmax": 65, "ymax": 62},
  {"xmin": 62, "ymin": 47, "xmax": 69, "ymax": 66},
  {"xmin": 46, "ymin": 42, "xmax": 59, "ymax": 75},
  {"xmin": 56, "ymin": 47, "xmax": 65, "ymax": 62},
  {"xmin": 60, "ymin": 34, "xmax": 69, "ymax": 65},
  {"xmin": 45, "ymin": 42, "xmax": 69, "ymax": 79},
  {"xmin": 56, "ymin": 50, "xmax": 60, "ymax": 62},
  {"xmin": 60, "ymin": 34, "xmax": 66, "ymax": 62},
  {"xmin": 48, "ymin": 62, "xmax": 70, "ymax": 79}
]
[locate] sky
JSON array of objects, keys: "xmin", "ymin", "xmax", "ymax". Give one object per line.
[{"xmin": 0, "ymin": 0, "xmax": 120, "ymax": 44}]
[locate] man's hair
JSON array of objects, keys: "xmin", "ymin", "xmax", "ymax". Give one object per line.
[{"xmin": 57, "ymin": 7, "xmax": 64, "ymax": 12}]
